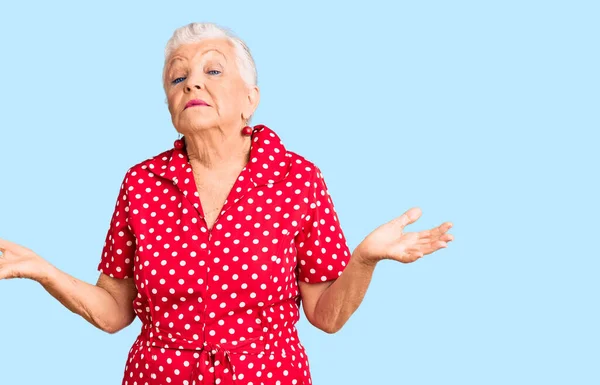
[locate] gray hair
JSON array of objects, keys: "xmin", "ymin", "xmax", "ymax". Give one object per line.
[{"xmin": 162, "ymin": 22, "xmax": 257, "ymax": 90}]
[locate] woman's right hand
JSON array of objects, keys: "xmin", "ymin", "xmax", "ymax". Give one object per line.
[
  {"xmin": 1, "ymin": 238, "xmax": 136, "ymax": 333},
  {"xmin": 0, "ymin": 238, "xmax": 51, "ymax": 282}
]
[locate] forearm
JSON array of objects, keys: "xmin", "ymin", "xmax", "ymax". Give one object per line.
[
  {"xmin": 38, "ymin": 264, "xmax": 131, "ymax": 333},
  {"xmin": 312, "ymin": 249, "xmax": 377, "ymax": 333}
]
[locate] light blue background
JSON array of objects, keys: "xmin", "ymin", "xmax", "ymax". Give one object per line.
[{"xmin": 0, "ymin": 1, "xmax": 598, "ymax": 384}]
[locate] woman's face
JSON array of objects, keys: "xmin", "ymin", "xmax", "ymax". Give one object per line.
[{"xmin": 164, "ymin": 39, "xmax": 259, "ymax": 135}]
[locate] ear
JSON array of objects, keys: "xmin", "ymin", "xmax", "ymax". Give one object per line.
[{"xmin": 242, "ymin": 85, "xmax": 260, "ymax": 121}]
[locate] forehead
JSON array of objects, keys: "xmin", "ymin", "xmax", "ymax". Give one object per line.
[{"xmin": 167, "ymin": 39, "xmax": 235, "ymax": 66}]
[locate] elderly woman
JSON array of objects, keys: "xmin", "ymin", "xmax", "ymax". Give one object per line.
[{"xmin": 0, "ymin": 23, "xmax": 453, "ymax": 385}]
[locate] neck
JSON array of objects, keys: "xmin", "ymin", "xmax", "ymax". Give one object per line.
[{"xmin": 183, "ymin": 125, "xmax": 251, "ymax": 173}]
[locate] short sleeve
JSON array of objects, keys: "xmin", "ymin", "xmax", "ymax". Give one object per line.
[
  {"xmin": 97, "ymin": 170, "xmax": 136, "ymax": 279},
  {"xmin": 296, "ymin": 165, "xmax": 351, "ymax": 283}
]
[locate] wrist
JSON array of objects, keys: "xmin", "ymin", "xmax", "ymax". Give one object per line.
[
  {"xmin": 34, "ymin": 259, "xmax": 55, "ymax": 285},
  {"xmin": 352, "ymin": 248, "xmax": 378, "ymax": 268}
]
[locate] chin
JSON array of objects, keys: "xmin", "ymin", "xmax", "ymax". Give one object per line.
[{"xmin": 178, "ymin": 117, "xmax": 217, "ymax": 133}]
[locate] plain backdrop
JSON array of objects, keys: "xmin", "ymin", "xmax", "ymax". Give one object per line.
[{"xmin": 0, "ymin": 1, "xmax": 598, "ymax": 384}]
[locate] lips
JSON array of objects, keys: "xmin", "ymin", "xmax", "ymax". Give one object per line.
[{"xmin": 185, "ymin": 99, "xmax": 210, "ymax": 109}]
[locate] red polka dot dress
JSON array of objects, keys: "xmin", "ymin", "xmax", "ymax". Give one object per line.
[{"xmin": 97, "ymin": 125, "xmax": 351, "ymax": 385}]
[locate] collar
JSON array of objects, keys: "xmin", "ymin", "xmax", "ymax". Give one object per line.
[{"xmin": 154, "ymin": 124, "xmax": 292, "ymax": 217}]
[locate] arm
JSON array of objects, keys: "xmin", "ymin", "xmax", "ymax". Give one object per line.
[
  {"xmin": 0, "ymin": 238, "xmax": 137, "ymax": 334},
  {"xmin": 0, "ymin": 169, "xmax": 139, "ymax": 333},
  {"xmin": 41, "ymin": 267, "xmax": 137, "ymax": 334},
  {"xmin": 300, "ymin": 207, "xmax": 453, "ymax": 334},
  {"xmin": 300, "ymin": 249, "xmax": 375, "ymax": 334}
]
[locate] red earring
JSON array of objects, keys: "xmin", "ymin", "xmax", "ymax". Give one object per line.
[
  {"xmin": 174, "ymin": 137, "xmax": 185, "ymax": 149},
  {"xmin": 241, "ymin": 126, "xmax": 253, "ymax": 136}
]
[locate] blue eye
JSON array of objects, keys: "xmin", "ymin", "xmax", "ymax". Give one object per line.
[
  {"xmin": 172, "ymin": 77, "xmax": 186, "ymax": 85},
  {"xmin": 207, "ymin": 70, "xmax": 221, "ymax": 75}
]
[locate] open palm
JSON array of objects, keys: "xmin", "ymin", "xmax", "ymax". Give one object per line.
[
  {"xmin": 0, "ymin": 238, "xmax": 47, "ymax": 280},
  {"xmin": 357, "ymin": 207, "xmax": 453, "ymax": 264}
]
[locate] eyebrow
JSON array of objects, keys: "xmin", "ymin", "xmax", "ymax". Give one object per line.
[
  {"xmin": 167, "ymin": 48, "xmax": 227, "ymax": 69},
  {"xmin": 166, "ymin": 57, "xmax": 185, "ymax": 71},
  {"xmin": 203, "ymin": 49, "xmax": 227, "ymax": 62}
]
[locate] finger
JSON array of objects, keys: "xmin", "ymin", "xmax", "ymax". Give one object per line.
[
  {"xmin": 0, "ymin": 238, "xmax": 18, "ymax": 252},
  {"xmin": 417, "ymin": 229, "xmax": 436, "ymax": 240},
  {"xmin": 0, "ymin": 266, "xmax": 10, "ymax": 280},
  {"xmin": 387, "ymin": 239, "xmax": 415, "ymax": 260},
  {"xmin": 416, "ymin": 222, "xmax": 452, "ymax": 240},
  {"xmin": 390, "ymin": 207, "xmax": 422, "ymax": 230},
  {"xmin": 418, "ymin": 240, "xmax": 448, "ymax": 256},
  {"xmin": 391, "ymin": 242, "xmax": 425, "ymax": 263},
  {"xmin": 396, "ymin": 233, "xmax": 421, "ymax": 250},
  {"xmin": 439, "ymin": 222, "xmax": 453, "ymax": 233},
  {"xmin": 0, "ymin": 238, "xmax": 30, "ymax": 255},
  {"xmin": 410, "ymin": 232, "xmax": 440, "ymax": 249},
  {"xmin": 420, "ymin": 233, "xmax": 453, "ymax": 246},
  {"xmin": 432, "ymin": 222, "xmax": 453, "ymax": 237},
  {"xmin": 440, "ymin": 233, "xmax": 454, "ymax": 243},
  {"xmin": 0, "ymin": 271, "xmax": 15, "ymax": 280},
  {"xmin": 415, "ymin": 230, "xmax": 444, "ymax": 244},
  {"xmin": 391, "ymin": 251, "xmax": 419, "ymax": 264},
  {"xmin": 405, "ymin": 249, "xmax": 424, "ymax": 263},
  {"xmin": 391, "ymin": 228, "xmax": 449, "ymax": 262},
  {"xmin": 400, "ymin": 254, "xmax": 421, "ymax": 264},
  {"xmin": 430, "ymin": 240, "xmax": 448, "ymax": 251}
]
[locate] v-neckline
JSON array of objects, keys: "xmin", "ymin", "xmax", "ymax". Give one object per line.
[{"xmin": 156, "ymin": 124, "xmax": 294, "ymax": 229}]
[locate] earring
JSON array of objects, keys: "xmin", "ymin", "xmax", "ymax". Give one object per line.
[
  {"xmin": 174, "ymin": 133, "xmax": 185, "ymax": 149},
  {"xmin": 241, "ymin": 125, "xmax": 253, "ymax": 136}
]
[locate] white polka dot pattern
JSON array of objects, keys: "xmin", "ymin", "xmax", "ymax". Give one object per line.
[{"xmin": 98, "ymin": 125, "xmax": 351, "ymax": 385}]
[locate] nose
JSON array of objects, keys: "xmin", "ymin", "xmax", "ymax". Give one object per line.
[
  {"xmin": 183, "ymin": 72, "xmax": 203, "ymax": 93},
  {"xmin": 184, "ymin": 83, "xmax": 201, "ymax": 93}
]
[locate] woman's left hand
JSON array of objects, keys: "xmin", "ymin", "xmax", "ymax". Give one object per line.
[
  {"xmin": 0, "ymin": 238, "xmax": 51, "ymax": 281},
  {"xmin": 355, "ymin": 207, "xmax": 453, "ymax": 265}
]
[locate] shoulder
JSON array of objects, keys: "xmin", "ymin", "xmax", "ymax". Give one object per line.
[
  {"xmin": 286, "ymin": 150, "xmax": 323, "ymax": 180},
  {"xmin": 282, "ymin": 151, "xmax": 331, "ymax": 203},
  {"xmin": 120, "ymin": 148, "xmax": 175, "ymax": 187}
]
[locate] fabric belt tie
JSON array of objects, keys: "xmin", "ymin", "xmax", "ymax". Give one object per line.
[
  {"xmin": 190, "ymin": 341, "xmax": 233, "ymax": 385},
  {"xmin": 143, "ymin": 326, "xmax": 266, "ymax": 385}
]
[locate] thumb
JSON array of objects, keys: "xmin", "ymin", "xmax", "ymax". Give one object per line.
[
  {"xmin": 389, "ymin": 207, "xmax": 422, "ymax": 231},
  {"xmin": 0, "ymin": 238, "xmax": 17, "ymax": 254},
  {"xmin": 0, "ymin": 238, "xmax": 29, "ymax": 255}
]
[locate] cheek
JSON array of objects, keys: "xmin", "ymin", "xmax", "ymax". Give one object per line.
[
  {"xmin": 166, "ymin": 93, "xmax": 180, "ymax": 116},
  {"xmin": 167, "ymin": 101, "xmax": 176, "ymax": 119},
  {"xmin": 213, "ymin": 84, "xmax": 245, "ymax": 115}
]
